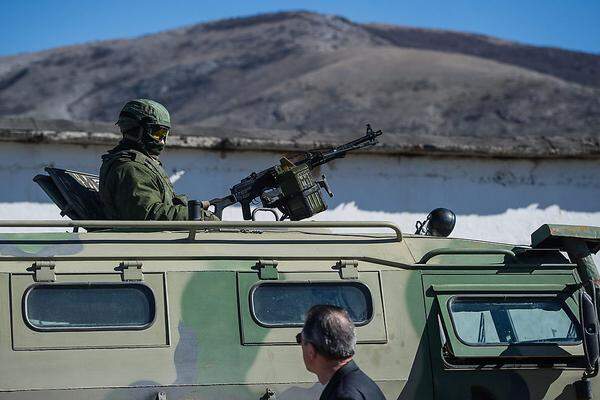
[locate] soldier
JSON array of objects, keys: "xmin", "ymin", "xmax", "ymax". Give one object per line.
[{"xmin": 99, "ymin": 99, "xmax": 216, "ymax": 220}]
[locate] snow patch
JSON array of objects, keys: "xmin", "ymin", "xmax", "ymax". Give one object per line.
[{"xmin": 169, "ymin": 169, "xmax": 186, "ymax": 184}]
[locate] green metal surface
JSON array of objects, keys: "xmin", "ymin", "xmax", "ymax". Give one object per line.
[{"xmin": 532, "ymin": 224, "xmax": 600, "ymax": 249}]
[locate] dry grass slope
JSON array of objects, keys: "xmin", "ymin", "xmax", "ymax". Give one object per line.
[{"xmin": 0, "ymin": 11, "xmax": 599, "ymax": 142}]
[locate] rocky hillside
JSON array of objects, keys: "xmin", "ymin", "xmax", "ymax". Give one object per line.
[{"xmin": 1, "ymin": 11, "xmax": 599, "ymax": 139}]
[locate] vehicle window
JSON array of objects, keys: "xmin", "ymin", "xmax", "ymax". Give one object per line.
[
  {"xmin": 25, "ymin": 284, "xmax": 155, "ymax": 331},
  {"xmin": 449, "ymin": 297, "xmax": 580, "ymax": 345},
  {"xmin": 251, "ymin": 282, "xmax": 373, "ymax": 327}
]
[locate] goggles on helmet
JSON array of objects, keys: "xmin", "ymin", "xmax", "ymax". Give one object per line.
[{"xmin": 147, "ymin": 125, "xmax": 170, "ymax": 142}]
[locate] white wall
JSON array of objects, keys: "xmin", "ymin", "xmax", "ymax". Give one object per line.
[{"xmin": 1, "ymin": 141, "xmax": 600, "ymax": 255}]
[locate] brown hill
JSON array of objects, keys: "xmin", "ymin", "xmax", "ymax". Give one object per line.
[{"xmin": 0, "ymin": 11, "xmax": 599, "ymax": 139}]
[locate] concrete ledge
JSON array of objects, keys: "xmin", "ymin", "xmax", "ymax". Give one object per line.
[{"xmin": 0, "ymin": 117, "xmax": 598, "ymax": 159}]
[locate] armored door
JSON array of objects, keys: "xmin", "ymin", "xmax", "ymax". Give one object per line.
[{"xmin": 423, "ymin": 272, "xmax": 593, "ymax": 400}]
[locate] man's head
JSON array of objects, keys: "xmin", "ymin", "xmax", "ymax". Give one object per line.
[
  {"xmin": 297, "ymin": 305, "xmax": 356, "ymax": 380},
  {"xmin": 116, "ymin": 99, "xmax": 171, "ymax": 156}
]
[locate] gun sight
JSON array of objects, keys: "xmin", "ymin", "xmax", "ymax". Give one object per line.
[{"xmin": 365, "ymin": 123, "xmax": 383, "ymax": 142}]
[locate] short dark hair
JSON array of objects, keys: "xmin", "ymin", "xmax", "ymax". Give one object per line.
[{"xmin": 302, "ymin": 305, "xmax": 356, "ymax": 360}]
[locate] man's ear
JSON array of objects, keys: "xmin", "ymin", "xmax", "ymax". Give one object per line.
[{"xmin": 306, "ymin": 343, "xmax": 318, "ymax": 361}]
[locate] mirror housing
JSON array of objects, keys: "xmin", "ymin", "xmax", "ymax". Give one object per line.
[
  {"xmin": 415, "ymin": 208, "xmax": 456, "ymax": 237},
  {"xmin": 580, "ymin": 289, "xmax": 600, "ymax": 372}
]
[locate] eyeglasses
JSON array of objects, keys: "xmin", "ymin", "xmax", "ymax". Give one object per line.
[
  {"xmin": 296, "ymin": 332, "xmax": 327, "ymax": 355},
  {"xmin": 148, "ymin": 125, "xmax": 170, "ymax": 142}
]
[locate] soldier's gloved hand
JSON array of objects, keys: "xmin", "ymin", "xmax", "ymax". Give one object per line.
[{"xmin": 202, "ymin": 209, "xmax": 220, "ymax": 221}]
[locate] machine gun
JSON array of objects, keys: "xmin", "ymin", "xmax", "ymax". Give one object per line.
[{"xmin": 209, "ymin": 124, "xmax": 383, "ymax": 221}]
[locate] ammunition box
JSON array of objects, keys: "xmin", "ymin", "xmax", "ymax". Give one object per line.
[{"xmin": 276, "ymin": 164, "xmax": 327, "ymax": 220}]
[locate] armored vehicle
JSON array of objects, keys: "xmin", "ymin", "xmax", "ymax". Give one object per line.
[
  {"xmin": 0, "ymin": 219, "xmax": 598, "ymax": 400},
  {"xmin": 5, "ymin": 127, "xmax": 599, "ymax": 399}
]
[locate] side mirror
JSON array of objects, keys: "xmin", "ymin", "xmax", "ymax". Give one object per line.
[
  {"xmin": 580, "ymin": 289, "xmax": 600, "ymax": 372},
  {"xmin": 415, "ymin": 208, "xmax": 456, "ymax": 237}
]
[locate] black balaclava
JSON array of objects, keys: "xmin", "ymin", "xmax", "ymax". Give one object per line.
[
  {"xmin": 141, "ymin": 132, "xmax": 165, "ymax": 157},
  {"xmin": 118, "ymin": 117, "xmax": 165, "ymax": 158}
]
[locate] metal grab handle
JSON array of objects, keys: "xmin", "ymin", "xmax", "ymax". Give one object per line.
[
  {"xmin": 0, "ymin": 220, "xmax": 403, "ymax": 242},
  {"xmin": 251, "ymin": 208, "xmax": 279, "ymax": 221},
  {"xmin": 418, "ymin": 248, "xmax": 516, "ymax": 264}
]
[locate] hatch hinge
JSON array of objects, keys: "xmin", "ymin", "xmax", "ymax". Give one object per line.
[
  {"xmin": 260, "ymin": 388, "xmax": 277, "ymax": 400},
  {"xmin": 33, "ymin": 261, "xmax": 56, "ymax": 282},
  {"xmin": 156, "ymin": 391, "xmax": 167, "ymax": 400},
  {"xmin": 336, "ymin": 260, "xmax": 359, "ymax": 279},
  {"xmin": 120, "ymin": 261, "xmax": 144, "ymax": 281},
  {"xmin": 255, "ymin": 260, "xmax": 279, "ymax": 280}
]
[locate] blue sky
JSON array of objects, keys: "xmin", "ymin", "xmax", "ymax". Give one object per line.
[{"xmin": 1, "ymin": 0, "xmax": 599, "ymax": 57}]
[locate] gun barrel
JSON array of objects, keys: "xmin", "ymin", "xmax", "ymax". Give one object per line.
[
  {"xmin": 306, "ymin": 125, "xmax": 382, "ymax": 168},
  {"xmin": 336, "ymin": 125, "xmax": 382, "ymax": 151}
]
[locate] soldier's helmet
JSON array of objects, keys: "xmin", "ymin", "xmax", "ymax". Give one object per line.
[{"xmin": 116, "ymin": 99, "xmax": 171, "ymax": 131}]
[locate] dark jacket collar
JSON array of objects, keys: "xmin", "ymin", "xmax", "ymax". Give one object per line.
[{"xmin": 320, "ymin": 360, "xmax": 358, "ymax": 400}]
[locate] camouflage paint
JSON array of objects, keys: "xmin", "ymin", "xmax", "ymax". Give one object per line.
[
  {"xmin": 179, "ymin": 271, "xmax": 259, "ymax": 384},
  {"xmin": 0, "ymin": 232, "xmax": 82, "ymax": 257}
]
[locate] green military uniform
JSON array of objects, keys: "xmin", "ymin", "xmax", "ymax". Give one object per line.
[
  {"xmin": 99, "ymin": 99, "xmax": 217, "ymax": 221},
  {"xmin": 99, "ymin": 142, "xmax": 189, "ymax": 220}
]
